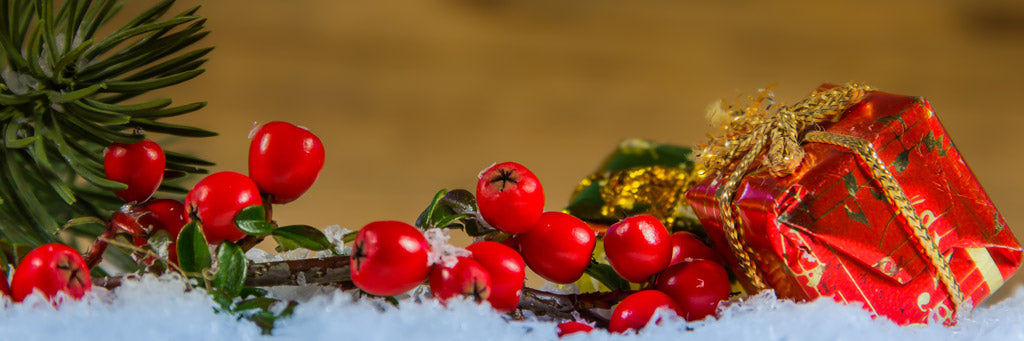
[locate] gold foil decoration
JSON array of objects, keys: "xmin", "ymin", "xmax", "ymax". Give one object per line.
[{"xmin": 567, "ymin": 139, "xmax": 705, "ymax": 233}]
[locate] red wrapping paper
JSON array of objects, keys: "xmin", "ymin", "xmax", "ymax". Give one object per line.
[{"xmin": 686, "ymin": 88, "xmax": 1022, "ymax": 325}]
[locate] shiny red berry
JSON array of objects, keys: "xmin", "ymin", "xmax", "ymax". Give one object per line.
[
  {"xmin": 134, "ymin": 199, "xmax": 188, "ymax": 264},
  {"xmin": 603, "ymin": 215, "xmax": 671, "ymax": 283},
  {"xmin": 248, "ymin": 121, "xmax": 325, "ymax": 204},
  {"xmin": 466, "ymin": 241, "xmax": 525, "ymax": 312},
  {"xmin": 669, "ymin": 231, "xmax": 723, "ymax": 265},
  {"xmin": 518, "ymin": 212, "xmax": 596, "ymax": 284},
  {"xmin": 655, "ymin": 259, "xmax": 730, "ymax": 321},
  {"xmin": 11, "ymin": 243, "xmax": 92, "ymax": 303},
  {"xmin": 429, "ymin": 257, "xmax": 492, "ymax": 304},
  {"xmin": 185, "ymin": 171, "xmax": 263, "ymax": 244},
  {"xmin": 476, "ymin": 162, "xmax": 544, "ymax": 234},
  {"xmin": 556, "ymin": 321, "xmax": 594, "ymax": 337},
  {"xmin": 104, "ymin": 140, "xmax": 165, "ymax": 203},
  {"xmin": 608, "ymin": 290, "xmax": 681, "ymax": 334},
  {"xmin": 350, "ymin": 221, "xmax": 431, "ymax": 296}
]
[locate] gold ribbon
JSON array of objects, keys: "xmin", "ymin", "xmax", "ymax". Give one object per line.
[{"xmin": 700, "ymin": 84, "xmax": 965, "ymax": 311}]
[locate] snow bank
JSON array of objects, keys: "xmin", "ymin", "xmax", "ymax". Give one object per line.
[{"xmin": 2, "ymin": 273, "xmax": 1024, "ymax": 340}]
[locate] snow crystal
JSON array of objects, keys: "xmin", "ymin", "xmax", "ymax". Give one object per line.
[
  {"xmin": 321, "ymin": 225, "xmax": 352, "ymax": 256},
  {"xmin": 4, "ymin": 273, "xmax": 1024, "ymax": 339},
  {"xmin": 424, "ymin": 228, "xmax": 472, "ymax": 267}
]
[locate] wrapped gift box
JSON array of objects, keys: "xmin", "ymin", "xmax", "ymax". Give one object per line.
[{"xmin": 686, "ymin": 86, "xmax": 1022, "ymax": 325}]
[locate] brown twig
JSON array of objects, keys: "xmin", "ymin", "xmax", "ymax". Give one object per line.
[{"xmin": 93, "ymin": 255, "xmax": 631, "ymax": 326}]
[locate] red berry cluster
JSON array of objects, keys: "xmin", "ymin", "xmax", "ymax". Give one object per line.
[
  {"xmin": 349, "ymin": 161, "xmax": 731, "ymax": 334},
  {"xmin": 186, "ymin": 121, "xmax": 325, "ymax": 244},
  {"xmin": 602, "ymin": 215, "xmax": 731, "ymax": 333},
  {"xmin": 349, "ymin": 221, "xmax": 527, "ymax": 313},
  {"xmin": 477, "ymin": 162, "xmax": 596, "ymax": 285},
  {"xmin": 475, "ymin": 163, "xmax": 731, "ymax": 334}
]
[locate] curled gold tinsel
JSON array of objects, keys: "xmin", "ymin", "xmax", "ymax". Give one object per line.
[{"xmin": 698, "ymin": 84, "xmax": 871, "ymax": 177}]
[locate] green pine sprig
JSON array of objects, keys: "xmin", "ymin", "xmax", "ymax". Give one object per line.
[{"xmin": 0, "ymin": 0, "xmax": 215, "ymax": 247}]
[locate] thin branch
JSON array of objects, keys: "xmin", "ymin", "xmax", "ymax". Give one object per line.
[{"xmin": 93, "ymin": 255, "xmax": 632, "ymax": 326}]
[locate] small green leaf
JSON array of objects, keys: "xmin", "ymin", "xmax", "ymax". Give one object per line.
[
  {"xmin": 176, "ymin": 221, "xmax": 211, "ymax": 274},
  {"xmin": 164, "ymin": 150, "xmax": 215, "ymax": 166},
  {"xmin": 82, "ymin": 97, "xmax": 173, "ymax": 113},
  {"xmin": 234, "ymin": 205, "xmax": 274, "ymax": 236},
  {"xmin": 128, "ymin": 118, "xmax": 218, "ymax": 137},
  {"xmin": 234, "ymin": 297, "xmax": 277, "ymax": 312},
  {"xmin": 415, "ymin": 189, "xmax": 447, "ymax": 228},
  {"xmin": 46, "ymin": 84, "xmax": 106, "ymax": 104},
  {"xmin": 462, "ymin": 216, "xmax": 496, "ymax": 237},
  {"xmin": 273, "ymin": 235, "xmax": 301, "ymax": 253},
  {"xmin": 103, "ymin": 68, "xmax": 204, "ymax": 93},
  {"xmin": 213, "ymin": 242, "xmax": 247, "ymax": 297},
  {"xmin": 414, "ymin": 189, "xmax": 483, "ymax": 230},
  {"xmin": 271, "ymin": 225, "xmax": 331, "ymax": 251},
  {"xmin": 584, "ymin": 260, "xmax": 631, "ymax": 291},
  {"xmin": 239, "ymin": 287, "xmax": 269, "ymax": 299}
]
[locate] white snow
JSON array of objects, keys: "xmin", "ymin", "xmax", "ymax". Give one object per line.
[{"xmin": 3, "ymin": 272, "xmax": 1024, "ymax": 340}]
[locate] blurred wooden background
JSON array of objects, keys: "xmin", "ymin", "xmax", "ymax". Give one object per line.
[{"xmin": 128, "ymin": 1, "xmax": 1024, "ymax": 300}]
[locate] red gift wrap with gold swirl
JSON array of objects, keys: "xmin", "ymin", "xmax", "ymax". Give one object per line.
[{"xmin": 686, "ymin": 87, "xmax": 1022, "ymax": 325}]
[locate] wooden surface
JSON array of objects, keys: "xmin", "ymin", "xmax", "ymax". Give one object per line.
[{"xmin": 125, "ymin": 1, "xmax": 1024, "ymax": 300}]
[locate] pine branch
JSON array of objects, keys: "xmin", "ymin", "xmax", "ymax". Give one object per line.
[{"xmin": 0, "ymin": 0, "xmax": 215, "ymax": 251}]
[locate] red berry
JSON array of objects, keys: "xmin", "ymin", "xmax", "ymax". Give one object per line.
[
  {"xmin": 350, "ymin": 221, "xmax": 431, "ymax": 296},
  {"xmin": 608, "ymin": 290, "xmax": 681, "ymax": 334},
  {"xmin": 104, "ymin": 140, "xmax": 165, "ymax": 203},
  {"xmin": 518, "ymin": 212, "xmax": 596, "ymax": 284},
  {"xmin": 134, "ymin": 199, "xmax": 188, "ymax": 264},
  {"xmin": 476, "ymin": 162, "xmax": 544, "ymax": 234},
  {"xmin": 466, "ymin": 241, "xmax": 525, "ymax": 312},
  {"xmin": 10, "ymin": 243, "xmax": 91, "ymax": 303},
  {"xmin": 248, "ymin": 121, "xmax": 325, "ymax": 204},
  {"xmin": 603, "ymin": 215, "xmax": 671, "ymax": 283},
  {"xmin": 556, "ymin": 321, "xmax": 594, "ymax": 337},
  {"xmin": 429, "ymin": 257, "xmax": 491, "ymax": 304},
  {"xmin": 0, "ymin": 269, "xmax": 10, "ymax": 298},
  {"xmin": 669, "ymin": 231, "xmax": 723, "ymax": 265},
  {"xmin": 185, "ymin": 171, "xmax": 263, "ymax": 244},
  {"xmin": 655, "ymin": 259, "xmax": 730, "ymax": 321}
]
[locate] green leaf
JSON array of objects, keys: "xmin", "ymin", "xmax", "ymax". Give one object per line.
[
  {"xmin": 414, "ymin": 189, "xmax": 482, "ymax": 229},
  {"xmin": 79, "ymin": 0, "xmax": 119, "ymax": 40},
  {"xmin": 164, "ymin": 149, "xmax": 215, "ymax": 166},
  {"xmin": 584, "ymin": 260, "xmax": 631, "ymax": 291},
  {"xmin": 414, "ymin": 189, "xmax": 448, "ymax": 229},
  {"xmin": 128, "ymin": 118, "xmax": 218, "ymax": 137},
  {"xmin": 103, "ymin": 68, "xmax": 204, "ymax": 93},
  {"xmin": 234, "ymin": 205, "xmax": 274, "ymax": 236},
  {"xmin": 82, "ymin": 97, "xmax": 173, "ymax": 114},
  {"xmin": 213, "ymin": 242, "xmax": 246, "ymax": 297},
  {"xmin": 234, "ymin": 297, "xmax": 277, "ymax": 312},
  {"xmin": 4, "ymin": 119, "xmax": 38, "ymax": 148},
  {"xmin": 176, "ymin": 221, "xmax": 211, "ymax": 274},
  {"xmin": 271, "ymin": 225, "xmax": 331, "ymax": 251},
  {"xmin": 84, "ymin": 15, "xmax": 198, "ymax": 61},
  {"xmin": 461, "ymin": 216, "xmax": 495, "ymax": 237},
  {"xmin": 66, "ymin": 99, "xmax": 132, "ymax": 124},
  {"xmin": 238, "ymin": 287, "xmax": 268, "ymax": 299}
]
